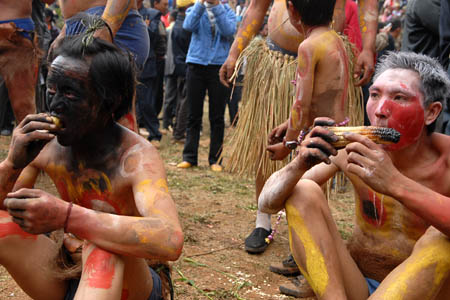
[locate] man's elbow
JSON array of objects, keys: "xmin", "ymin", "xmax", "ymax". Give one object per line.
[
  {"xmin": 166, "ymin": 229, "xmax": 184, "ymax": 261},
  {"xmin": 258, "ymin": 195, "xmax": 281, "ymax": 215}
]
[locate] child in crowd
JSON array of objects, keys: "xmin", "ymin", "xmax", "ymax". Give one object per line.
[{"xmin": 267, "ymin": 0, "xmax": 350, "ymax": 160}]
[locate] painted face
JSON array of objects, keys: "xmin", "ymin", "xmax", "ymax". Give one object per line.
[
  {"xmin": 46, "ymin": 56, "xmax": 102, "ymax": 146},
  {"xmin": 367, "ymin": 69, "xmax": 425, "ymax": 151}
]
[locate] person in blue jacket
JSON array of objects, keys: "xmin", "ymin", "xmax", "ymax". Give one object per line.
[{"xmin": 177, "ymin": 0, "xmax": 236, "ymax": 172}]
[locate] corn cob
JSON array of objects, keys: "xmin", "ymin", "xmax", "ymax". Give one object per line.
[
  {"xmin": 51, "ymin": 116, "xmax": 62, "ymax": 128},
  {"xmin": 326, "ymin": 126, "xmax": 401, "ymax": 149}
]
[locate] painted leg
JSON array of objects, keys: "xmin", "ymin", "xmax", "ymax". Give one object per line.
[
  {"xmin": 285, "ymin": 179, "xmax": 368, "ymax": 300},
  {"xmin": 0, "ymin": 210, "xmax": 67, "ymax": 300},
  {"xmin": 74, "ymin": 241, "xmax": 124, "ymax": 300},
  {"xmin": 369, "ymin": 226, "xmax": 450, "ymax": 300}
]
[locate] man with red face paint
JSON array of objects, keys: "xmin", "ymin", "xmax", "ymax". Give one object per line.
[
  {"xmin": 259, "ymin": 51, "xmax": 450, "ymax": 299},
  {"xmin": 0, "ymin": 26, "xmax": 183, "ymax": 300}
]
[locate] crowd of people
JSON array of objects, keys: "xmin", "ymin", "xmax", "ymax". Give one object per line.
[{"xmin": 1, "ymin": 0, "xmax": 450, "ymax": 299}]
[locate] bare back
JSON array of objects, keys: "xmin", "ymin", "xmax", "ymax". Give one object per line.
[
  {"xmin": 0, "ymin": 0, "xmax": 32, "ymax": 21},
  {"xmin": 306, "ymin": 30, "xmax": 348, "ymax": 125}
]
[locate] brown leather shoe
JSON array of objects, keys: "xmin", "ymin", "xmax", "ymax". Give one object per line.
[
  {"xmin": 279, "ymin": 275, "xmax": 315, "ymax": 298},
  {"xmin": 269, "ymin": 254, "xmax": 300, "ymax": 276}
]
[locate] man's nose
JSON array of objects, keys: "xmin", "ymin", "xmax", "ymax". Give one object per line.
[
  {"xmin": 374, "ymin": 98, "xmax": 391, "ymax": 119},
  {"xmin": 48, "ymin": 95, "xmax": 65, "ymax": 114}
]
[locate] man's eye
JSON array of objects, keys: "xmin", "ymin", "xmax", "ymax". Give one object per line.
[
  {"xmin": 369, "ymin": 92, "xmax": 379, "ymax": 99},
  {"xmin": 47, "ymin": 87, "xmax": 56, "ymax": 95},
  {"xmin": 394, "ymin": 95, "xmax": 406, "ymax": 101},
  {"xmin": 64, "ymin": 91, "xmax": 77, "ymax": 99}
]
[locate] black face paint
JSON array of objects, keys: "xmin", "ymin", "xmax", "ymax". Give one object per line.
[{"xmin": 46, "ymin": 56, "xmax": 102, "ymax": 146}]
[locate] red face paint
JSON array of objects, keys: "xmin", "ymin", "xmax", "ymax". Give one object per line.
[
  {"xmin": 85, "ymin": 248, "xmax": 116, "ymax": 289},
  {"xmin": 0, "ymin": 211, "xmax": 36, "ymax": 240},
  {"xmin": 367, "ymin": 69, "xmax": 425, "ymax": 151}
]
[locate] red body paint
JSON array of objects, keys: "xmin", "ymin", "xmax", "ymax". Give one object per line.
[
  {"xmin": 360, "ymin": 189, "xmax": 387, "ymax": 227},
  {"xmin": 121, "ymin": 289, "xmax": 129, "ymax": 300},
  {"xmin": 85, "ymin": 248, "xmax": 116, "ymax": 289},
  {"xmin": 0, "ymin": 212, "xmax": 36, "ymax": 240}
]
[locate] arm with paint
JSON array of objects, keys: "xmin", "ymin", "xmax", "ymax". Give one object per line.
[
  {"xmin": 332, "ymin": 0, "xmax": 346, "ymax": 34},
  {"xmin": 344, "ymin": 133, "xmax": 450, "ymax": 236},
  {"xmin": 96, "ymin": 0, "xmax": 133, "ymax": 41},
  {"xmin": 355, "ymin": 0, "xmax": 378, "ymax": 86},
  {"xmin": 60, "ymin": 147, "xmax": 183, "ymax": 260},
  {"xmin": 260, "ymin": 120, "xmax": 340, "ymax": 214},
  {"xmin": 266, "ymin": 44, "xmax": 315, "ymax": 161},
  {"xmin": 219, "ymin": 0, "xmax": 271, "ymax": 86}
]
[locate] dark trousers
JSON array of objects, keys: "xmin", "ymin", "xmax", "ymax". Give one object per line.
[
  {"xmin": 154, "ymin": 59, "xmax": 165, "ymax": 116},
  {"xmin": 162, "ymin": 74, "xmax": 178, "ymax": 129},
  {"xmin": 182, "ymin": 64, "xmax": 230, "ymax": 165},
  {"xmin": 0, "ymin": 79, "xmax": 14, "ymax": 130},
  {"xmin": 173, "ymin": 77, "xmax": 188, "ymax": 140},
  {"xmin": 228, "ymin": 74, "xmax": 243, "ymax": 126},
  {"xmin": 136, "ymin": 77, "xmax": 162, "ymax": 141}
]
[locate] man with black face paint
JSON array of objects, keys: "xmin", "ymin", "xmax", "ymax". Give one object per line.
[{"xmin": 0, "ymin": 30, "xmax": 183, "ymax": 300}]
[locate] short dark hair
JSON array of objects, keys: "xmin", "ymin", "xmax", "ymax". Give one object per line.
[
  {"xmin": 150, "ymin": 0, "xmax": 161, "ymax": 7},
  {"xmin": 48, "ymin": 24, "xmax": 136, "ymax": 121},
  {"xmin": 287, "ymin": 0, "xmax": 336, "ymax": 26}
]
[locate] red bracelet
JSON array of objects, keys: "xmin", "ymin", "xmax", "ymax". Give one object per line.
[{"xmin": 64, "ymin": 202, "xmax": 73, "ymax": 233}]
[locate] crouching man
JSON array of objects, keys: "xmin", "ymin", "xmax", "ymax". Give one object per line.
[
  {"xmin": 0, "ymin": 24, "xmax": 183, "ymax": 300},
  {"xmin": 259, "ymin": 51, "xmax": 450, "ymax": 299}
]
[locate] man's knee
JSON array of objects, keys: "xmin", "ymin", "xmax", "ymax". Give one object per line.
[
  {"xmin": 286, "ymin": 179, "xmax": 326, "ymax": 216},
  {"xmin": 0, "ymin": 211, "xmax": 37, "ymax": 258},
  {"xmin": 412, "ymin": 227, "xmax": 450, "ymax": 258},
  {"xmin": 81, "ymin": 242, "xmax": 124, "ymax": 284}
]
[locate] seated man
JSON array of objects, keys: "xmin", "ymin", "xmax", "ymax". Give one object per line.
[
  {"xmin": 0, "ymin": 25, "xmax": 183, "ymax": 300},
  {"xmin": 259, "ymin": 51, "xmax": 450, "ymax": 299}
]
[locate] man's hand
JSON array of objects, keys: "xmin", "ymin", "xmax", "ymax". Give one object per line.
[
  {"xmin": 219, "ymin": 56, "xmax": 237, "ymax": 87},
  {"xmin": 344, "ymin": 132, "xmax": 400, "ymax": 196},
  {"xmin": 354, "ymin": 48, "xmax": 375, "ymax": 86},
  {"xmin": 295, "ymin": 118, "xmax": 338, "ymax": 169},
  {"xmin": 4, "ymin": 188, "xmax": 68, "ymax": 234},
  {"xmin": 268, "ymin": 120, "xmax": 289, "ymax": 145},
  {"xmin": 7, "ymin": 114, "xmax": 57, "ymax": 170},
  {"xmin": 267, "ymin": 142, "xmax": 291, "ymax": 161}
]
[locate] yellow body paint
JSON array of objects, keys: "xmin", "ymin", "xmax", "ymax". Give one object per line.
[
  {"xmin": 382, "ymin": 239, "xmax": 450, "ymax": 300},
  {"xmin": 358, "ymin": 0, "xmax": 368, "ymax": 33},
  {"xmin": 286, "ymin": 202, "xmax": 329, "ymax": 297}
]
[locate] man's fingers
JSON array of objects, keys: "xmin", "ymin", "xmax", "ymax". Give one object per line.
[
  {"xmin": 343, "ymin": 132, "xmax": 379, "ymax": 150},
  {"xmin": 21, "ymin": 120, "xmax": 57, "ymax": 134},
  {"xmin": 7, "ymin": 188, "xmax": 42, "ymax": 199},
  {"xmin": 306, "ymin": 137, "xmax": 337, "ymax": 157},
  {"xmin": 7, "ymin": 208, "xmax": 27, "ymax": 219},
  {"xmin": 18, "ymin": 114, "xmax": 53, "ymax": 129},
  {"xmin": 312, "ymin": 117, "xmax": 335, "ymax": 127},
  {"xmin": 346, "ymin": 151, "xmax": 371, "ymax": 169},
  {"xmin": 356, "ymin": 66, "xmax": 374, "ymax": 86}
]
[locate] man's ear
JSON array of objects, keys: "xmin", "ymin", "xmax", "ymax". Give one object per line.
[
  {"xmin": 286, "ymin": 1, "xmax": 301, "ymax": 25},
  {"xmin": 425, "ymin": 101, "xmax": 443, "ymax": 126}
]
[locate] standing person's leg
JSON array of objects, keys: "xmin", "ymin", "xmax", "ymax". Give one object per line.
[
  {"xmin": 228, "ymin": 74, "xmax": 243, "ymax": 127},
  {"xmin": 5, "ymin": 66, "xmax": 37, "ymax": 124},
  {"xmin": 154, "ymin": 59, "xmax": 165, "ymax": 117},
  {"xmin": 179, "ymin": 64, "xmax": 207, "ymax": 167},
  {"xmin": 173, "ymin": 77, "xmax": 188, "ymax": 142},
  {"xmin": 162, "ymin": 75, "xmax": 178, "ymax": 131},
  {"xmin": 285, "ymin": 180, "xmax": 369, "ymax": 300},
  {"xmin": 138, "ymin": 78, "xmax": 162, "ymax": 143},
  {"xmin": 206, "ymin": 65, "xmax": 229, "ymax": 167}
]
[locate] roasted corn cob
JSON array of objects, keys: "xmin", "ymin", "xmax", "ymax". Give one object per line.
[
  {"xmin": 51, "ymin": 116, "xmax": 62, "ymax": 129},
  {"xmin": 326, "ymin": 126, "xmax": 401, "ymax": 149}
]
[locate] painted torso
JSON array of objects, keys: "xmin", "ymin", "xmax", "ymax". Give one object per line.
[
  {"xmin": 58, "ymin": 0, "xmax": 137, "ymax": 19},
  {"xmin": 35, "ymin": 129, "xmax": 154, "ymax": 217},
  {"xmin": 342, "ymin": 134, "xmax": 450, "ymax": 281},
  {"xmin": 291, "ymin": 30, "xmax": 348, "ymax": 130},
  {"xmin": 267, "ymin": 0, "xmax": 303, "ymax": 53}
]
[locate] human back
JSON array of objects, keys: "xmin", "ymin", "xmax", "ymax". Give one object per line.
[
  {"xmin": 59, "ymin": 0, "xmax": 137, "ymax": 19},
  {"xmin": 0, "ymin": 0, "xmax": 32, "ymax": 20}
]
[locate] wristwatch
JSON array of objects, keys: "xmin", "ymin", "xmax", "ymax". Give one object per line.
[{"xmin": 283, "ymin": 137, "xmax": 299, "ymax": 150}]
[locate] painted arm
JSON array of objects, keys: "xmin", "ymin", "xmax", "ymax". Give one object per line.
[
  {"xmin": 219, "ymin": 0, "xmax": 271, "ymax": 86},
  {"xmin": 333, "ymin": 0, "xmax": 346, "ymax": 34},
  {"xmin": 97, "ymin": 0, "xmax": 134, "ymax": 40},
  {"xmin": 66, "ymin": 146, "xmax": 182, "ymax": 260},
  {"xmin": 344, "ymin": 133, "xmax": 450, "ymax": 236},
  {"xmin": 260, "ymin": 119, "xmax": 339, "ymax": 214},
  {"xmin": 285, "ymin": 45, "xmax": 315, "ymax": 142},
  {"xmin": 355, "ymin": 0, "xmax": 378, "ymax": 86}
]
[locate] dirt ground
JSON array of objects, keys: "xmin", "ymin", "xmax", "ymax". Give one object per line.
[{"xmin": 0, "ymin": 113, "xmax": 355, "ymax": 300}]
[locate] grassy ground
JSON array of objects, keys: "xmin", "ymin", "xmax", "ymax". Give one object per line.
[{"xmin": 0, "ymin": 104, "xmax": 355, "ymax": 299}]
